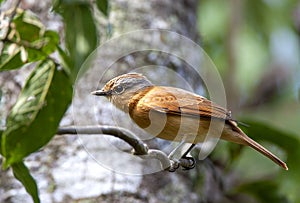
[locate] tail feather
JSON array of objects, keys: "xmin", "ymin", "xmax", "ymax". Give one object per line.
[
  {"xmin": 243, "ymin": 133, "xmax": 288, "ymax": 170},
  {"xmin": 231, "ymin": 124, "xmax": 288, "ymax": 170}
]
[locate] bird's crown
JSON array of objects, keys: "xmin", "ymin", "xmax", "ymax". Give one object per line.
[{"xmin": 102, "ymin": 73, "xmax": 153, "ymax": 94}]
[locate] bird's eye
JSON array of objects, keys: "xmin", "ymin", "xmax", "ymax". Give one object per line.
[{"xmin": 114, "ymin": 85, "xmax": 124, "ymax": 94}]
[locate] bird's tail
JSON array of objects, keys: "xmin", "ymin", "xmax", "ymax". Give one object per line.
[{"xmin": 232, "ymin": 126, "xmax": 288, "ymax": 170}]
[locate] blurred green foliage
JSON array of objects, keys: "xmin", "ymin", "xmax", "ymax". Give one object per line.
[
  {"xmin": 199, "ymin": 0, "xmax": 299, "ymax": 94},
  {"xmin": 198, "ymin": 0, "xmax": 300, "ymax": 202},
  {"xmin": 54, "ymin": 1, "xmax": 98, "ymax": 82},
  {"xmin": 0, "ymin": 0, "xmax": 108, "ymax": 202}
]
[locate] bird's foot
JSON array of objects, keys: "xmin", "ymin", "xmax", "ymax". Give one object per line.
[
  {"xmin": 168, "ymin": 160, "xmax": 180, "ymax": 172},
  {"xmin": 180, "ymin": 156, "xmax": 196, "ymax": 170},
  {"xmin": 167, "ymin": 157, "xmax": 196, "ymax": 172}
]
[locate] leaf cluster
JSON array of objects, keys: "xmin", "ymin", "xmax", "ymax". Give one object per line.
[{"xmin": 0, "ymin": 0, "xmax": 109, "ymax": 202}]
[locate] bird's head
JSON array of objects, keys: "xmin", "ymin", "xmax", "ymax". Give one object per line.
[{"xmin": 92, "ymin": 73, "xmax": 153, "ymax": 112}]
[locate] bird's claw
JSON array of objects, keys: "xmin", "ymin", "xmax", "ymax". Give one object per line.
[
  {"xmin": 167, "ymin": 157, "xmax": 196, "ymax": 172},
  {"xmin": 180, "ymin": 156, "xmax": 196, "ymax": 170},
  {"xmin": 168, "ymin": 160, "xmax": 180, "ymax": 172}
]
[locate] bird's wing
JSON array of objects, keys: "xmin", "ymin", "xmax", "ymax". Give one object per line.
[{"xmin": 142, "ymin": 87, "xmax": 231, "ymax": 120}]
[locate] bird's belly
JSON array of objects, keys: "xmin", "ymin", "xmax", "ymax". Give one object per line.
[{"xmin": 130, "ymin": 110, "xmax": 225, "ymax": 144}]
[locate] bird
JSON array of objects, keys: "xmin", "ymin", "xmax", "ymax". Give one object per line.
[{"xmin": 92, "ymin": 72, "xmax": 288, "ymax": 170}]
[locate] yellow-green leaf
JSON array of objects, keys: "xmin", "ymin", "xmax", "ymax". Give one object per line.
[
  {"xmin": 12, "ymin": 162, "xmax": 40, "ymax": 203},
  {"xmin": 2, "ymin": 59, "xmax": 72, "ymax": 167}
]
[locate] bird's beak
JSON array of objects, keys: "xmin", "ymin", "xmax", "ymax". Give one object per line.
[{"xmin": 91, "ymin": 89, "xmax": 111, "ymax": 96}]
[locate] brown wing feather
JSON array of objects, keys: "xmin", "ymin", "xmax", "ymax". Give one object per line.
[{"xmin": 141, "ymin": 86, "xmax": 231, "ymax": 120}]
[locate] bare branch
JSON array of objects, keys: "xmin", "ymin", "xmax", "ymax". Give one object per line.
[
  {"xmin": 142, "ymin": 149, "xmax": 171, "ymax": 169},
  {"xmin": 57, "ymin": 125, "xmax": 148, "ymax": 155},
  {"xmin": 57, "ymin": 125, "xmax": 196, "ymax": 172}
]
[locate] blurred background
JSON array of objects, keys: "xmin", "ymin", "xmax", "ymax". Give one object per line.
[{"xmin": 0, "ymin": 0, "xmax": 299, "ymax": 202}]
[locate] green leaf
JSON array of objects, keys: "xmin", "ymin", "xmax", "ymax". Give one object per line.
[
  {"xmin": 96, "ymin": 0, "xmax": 109, "ymax": 16},
  {"xmin": 235, "ymin": 180, "xmax": 288, "ymax": 203},
  {"xmin": 2, "ymin": 59, "xmax": 72, "ymax": 167},
  {"xmin": 57, "ymin": 3, "xmax": 97, "ymax": 82},
  {"xmin": 57, "ymin": 45, "xmax": 71, "ymax": 76},
  {"xmin": 41, "ymin": 30, "xmax": 60, "ymax": 55},
  {"xmin": 1, "ymin": 10, "xmax": 60, "ymax": 71},
  {"xmin": 4, "ymin": 59, "xmax": 56, "ymax": 133},
  {"xmin": 12, "ymin": 162, "xmax": 40, "ymax": 203},
  {"xmin": 0, "ymin": 46, "xmax": 24, "ymax": 70},
  {"xmin": 25, "ymin": 31, "xmax": 60, "ymax": 62},
  {"xmin": 13, "ymin": 10, "xmax": 45, "ymax": 42},
  {"xmin": 26, "ymin": 47, "xmax": 47, "ymax": 62},
  {"xmin": 0, "ymin": 129, "xmax": 3, "ymax": 154}
]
